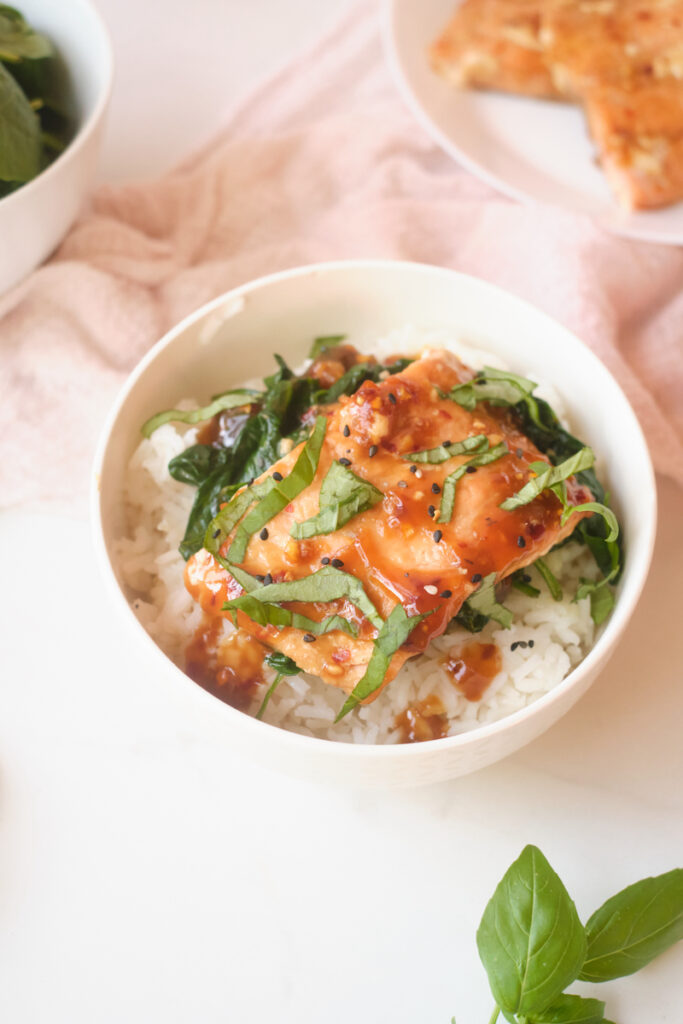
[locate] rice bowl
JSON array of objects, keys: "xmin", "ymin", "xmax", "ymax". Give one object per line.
[{"xmin": 92, "ymin": 261, "xmax": 656, "ymax": 785}]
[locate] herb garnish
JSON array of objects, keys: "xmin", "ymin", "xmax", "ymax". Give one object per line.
[
  {"xmin": 227, "ymin": 564, "xmax": 383, "ymax": 631},
  {"xmin": 455, "ymin": 844, "xmax": 683, "ymax": 1024},
  {"xmin": 223, "ymin": 593, "xmax": 357, "ymax": 637},
  {"xmin": 403, "ymin": 434, "xmax": 489, "ymax": 464},
  {"xmin": 0, "ymin": 6, "xmax": 73, "ymax": 198},
  {"xmin": 462, "ymin": 572, "xmax": 513, "ymax": 630},
  {"xmin": 141, "ymin": 390, "xmax": 258, "ymax": 438},
  {"xmin": 440, "ymin": 442, "xmax": 508, "ymax": 523},
  {"xmin": 290, "ymin": 460, "xmax": 383, "ymax": 539},
  {"xmin": 335, "ymin": 604, "xmax": 431, "ymax": 721},
  {"xmin": 256, "ymin": 652, "xmax": 301, "ymax": 720},
  {"xmin": 534, "ymin": 557, "xmax": 563, "ymax": 602},
  {"xmin": 227, "ymin": 415, "xmax": 327, "ymax": 563},
  {"xmin": 308, "ymin": 334, "xmax": 346, "ymax": 359}
]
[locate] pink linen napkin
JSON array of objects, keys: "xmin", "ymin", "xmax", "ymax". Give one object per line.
[{"xmin": 1, "ymin": 1, "xmax": 682, "ymax": 511}]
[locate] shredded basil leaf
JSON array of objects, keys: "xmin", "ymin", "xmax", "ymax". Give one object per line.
[
  {"xmin": 256, "ymin": 652, "xmax": 302, "ymax": 720},
  {"xmin": 308, "ymin": 334, "xmax": 346, "ymax": 359},
  {"xmin": 403, "ymin": 434, "xmax": 489, "ymax": 464},
  {"xmin": 561, "ymin": 500, "xmax": 619, "ymax": 543},
  {"xmin": 464, "ymin": 573, "xmax": 513, "ymax": 629},
  {"xmin": 235, "ymin": 564, "xmax": 383, "ymax": 630},
  {"xmin": 335, "ymin": 604, "xmax": 431, "ymax": 721},
  {"xmin": 203, "ymin": 480, "xmax": 273, "ymax": 562},
  {"xmin": 440, "ymin": 442, "xmax": 509, "ymax": 524},
  {"xmin": 319, "ymin": 358, "xmax": 412, "ymax": 404},
  {"xmin": 534, "ymin": 558, "xmax": 563, "ymax": 602},
  {"xmin": 290, "ymin": 460, "xmax": 383, "ymax": 539},
  {"xmin": 222, "ymin": 593, "xmax": 357, "ymax": 637},
  {"xmin": 510, "ymin": 571, "xmax": 541, "ymax": 598},
  {"xmin": 228, "ymin": 415, "xmax": 327, "ymax": 563},
  {"xmin": 141, "ymin": 390, "xmax": 258, "ymax": 438},
  {"xmin": 500, "ymin": 449, "xmax": 595, "ymax": 511}
]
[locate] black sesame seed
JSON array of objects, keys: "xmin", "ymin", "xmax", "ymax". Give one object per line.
[
  {"xmin": 440, "ymin": 589, "xmax": 452, "ymax": 598},
  {"xmin": 272, "ymin": 471, "xmax": 283, "ymax": 481},
  {"xmin": 428, "ymin": 505, "xmax": 436, "ymax": 517},
  {"xmin": 517, "ymin": 535, "xmax": 526, "ymax": 548},
  {"xmin": 444, "ymin": 440, "xmax": 452, "ymax": 447},
  {"xmin": 331, "ymin": 558, "xmax": 344, "ymax": 568},
  {"xmin": 321, "ymin": 556, "xmax": 330, "ymax": 565},
  {"xmin": 339, "ymin": 457, "xmax": 351, "ymax": 467},
  {"xmin": 263, "ymin": 573, "xmax": 273, "ymax": 586},
  {"xmin": 259, "ymin": 527, "xmax": 269, "ymax": 540},
  {"xmin": 518, "ymin": 641, "xmax": 529, "ymax": 649},
  {"xmin": 511, "ymin": 641, "xmax": 520, "ymax": 652},
  {"xmin": 368, "ymin": 445, "xmax": 378, "ymax": 458},
  {"xmin": 303, "ymin": 633, "xmax": 316, "ymax": 643},
  {"xmin": 212, "ymin": 528, "xmax": 221, "ymax": 539},
  {"xmin": 255, "ymin": 575, "xmax": 266, "ymax": 583},
  {"xmin": 433, "ymin": 530, "xmax": 443, "ymax": 543},
  {"xmin": 388, "ymin": 392, "xmax": 397, "ymax": 404},
  {"xmin": 431, "ymin": 482, "xmax": 441, "ymax": 494},
  {"xmin": 521, "ymin": 573, "xmax": 531, "ymax": 583},
  {"xmin": 465, "ymin": 466, "xmax": 477, "ymax": 475},
  {"xmin": 528, "ymin": 640, "xmax": 535, "ymax": 648},
  {"xmin": 471, "ymin": 572, "xmax": 483, "ymax": 583},
  {"xmin": 516, "ymin": 448, "xmax": 523, "ymax": 458},
  {"xmin": 409, "ymin": 465, "xmax": 418, "ymax": 474},
  {"xmin": 343, "ymin": 424, "xmax": 351, "ymax": 437}
]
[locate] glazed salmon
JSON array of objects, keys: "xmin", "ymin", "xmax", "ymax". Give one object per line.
[{"xmin": 185, "ymin": 350, "xmax": 592, "ymax": 701}]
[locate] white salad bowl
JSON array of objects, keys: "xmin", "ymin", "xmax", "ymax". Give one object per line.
[
  {"xmin": 0, "ymin": 0, "xmax": 113, "ymax": 294},
  {"xmin": 92, "ymin": 260, "xmax": 656, "ymax": 787}
]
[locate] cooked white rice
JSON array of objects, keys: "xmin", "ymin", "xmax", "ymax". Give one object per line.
[{"xmin": 114, "ymin": 327, "xmax": 601, "ymax": 744}]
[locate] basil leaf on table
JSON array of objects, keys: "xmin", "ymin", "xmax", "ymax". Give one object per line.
[
  {"xmin": 476, "ymin": 845, "xmax": 586, "ymax": 1019},
  {"xmin": 0, "ymin": 60, "xmax": 40, "ymax": 182},
  {"xmin": 403, "ymin": 434, "xmax": 488, "ymax": 464},
  {"xmin": 579, "ymin": 869, "xmax": 683, "ymax": 983},
  {"xmin": 236, "ymin": 564, "xmax": 383, "ymax": 631},
  {"xmin": 440, "ymin": 442, "xmax": 508, "ymax": 523},
  {"xmin": 463, "ymin": 573, "xmax": 512, "ymax": 630},
  {"xmin": 290, "ymin": 460, "xmax": 383, "ymax": 539},
  {"xmin": 527, "ymin": 994, "xmax": 606, "ymax": 1024},
  {"xmin": 228, "ymin": 415, "xmax": 327, "ymax": 562},
  {"xmin": 141, "ymin": 389, "xmax": 258, "ymax": 438},
  {"xmin": 335, "ymin": 604, "xmax": 431, "ymax": 721},
  {"xmin": 223, "ymin": 592, "xmax": 357, "ymax": 637}
]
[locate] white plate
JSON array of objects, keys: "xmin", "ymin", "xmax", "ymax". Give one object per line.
[{"xmin": 384, "ymin": 0, "xmax": 683, "ymax": 245}]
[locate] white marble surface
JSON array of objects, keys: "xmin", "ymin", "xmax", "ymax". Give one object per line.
[{"xmin": 2, "ymin": 1, "xmax": 682, "ymax": 1021}]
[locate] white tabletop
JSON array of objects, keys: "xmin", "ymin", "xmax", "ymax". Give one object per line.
[{"xmin": 2, "ymin": 2, "xmax": 682, "ymax": 1022}]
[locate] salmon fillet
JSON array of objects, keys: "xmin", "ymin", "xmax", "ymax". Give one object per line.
[
  {"xmin": 431, "ymin": 0, "xmax": 683, "ymax": 209},
  {"xmin": 185, "ymin": 350, "xmax": 592, "ymax": 703}
]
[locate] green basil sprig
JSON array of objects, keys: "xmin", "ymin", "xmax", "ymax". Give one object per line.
[
  {"xmin": 308, "ymin": 334, "xmax": 346, "ymax": 359},
  {"xmin": 290, "ymin": 460, "xmax": 383, "ymax": 539},
  {"xmin": 477, "ymin": 846, "xmax": 587, "ymax": 1020},
  {"xmin": 579, "ymin": 869, "xmax": 683, "ymax": 983},
  {"xmin": 335, "ymin": 604, "xmax": 431, "ymax": 721},
  {"xmin": 141, "ymin": 389, "xmax": 259, "ymax": 438},
  {"xmin": 228, "ymin": 415, "xmax": 327, "ymax": 563},
  {"xmin": 403, "ymin": 434, "xmax": 489, "ymax": 464},
  {"xmin": 256, "ymin": 652, "xmax": 301, "ymax": 720},
  {"xmin": 457, "ymin": 845, "xmax": 683, "ymax": 1024}
]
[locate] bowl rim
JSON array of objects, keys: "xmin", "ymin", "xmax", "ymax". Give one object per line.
[
  {"xmin": 0, "ymin": 0, "xmax": 114, "ymax": 212},
  {"xmin": 91, "ymin": 258, "xmax": 658, "ymax": 761}
]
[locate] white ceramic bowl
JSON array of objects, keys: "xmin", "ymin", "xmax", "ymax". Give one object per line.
[
  {"xmin": 0, "ymin": 0, "xmax": 113, "ymax": 294},
  {"xmin": 92, "ymin": 261, "xmax": 656, "ymax": 787}
]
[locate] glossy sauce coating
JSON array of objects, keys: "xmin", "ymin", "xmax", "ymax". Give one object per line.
[
  {"xmin": 185, "ymin": 616, "xmax": 266, "ymax": 710},
  {"xmin": 395, "ymin": 695, "xmax": 449, "ymax": 744}
]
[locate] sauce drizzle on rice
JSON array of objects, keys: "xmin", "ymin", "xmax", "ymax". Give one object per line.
[
  {"xmin": 186, "ymin": 617, "xmax": 266, "ymax": 710},
  {"xmin": 395, "ymin": 695, "xmax": 449, "ymax": 743},
  {"xmin": 443, "ymin": 641, "xmax": 502, "ymax": 703}
]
